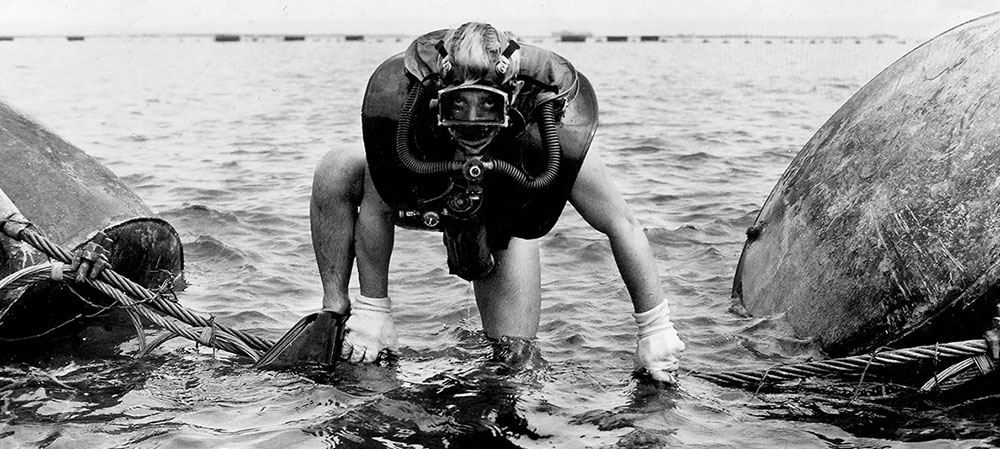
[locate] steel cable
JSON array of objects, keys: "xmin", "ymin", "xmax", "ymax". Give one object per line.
[
  {"xmin": 693, "ymin": 340, "xmax": 987, "ymax": 388},
  {"xmin": 17, "ymin": 227, "xmax": 274, "ymax": 352}
]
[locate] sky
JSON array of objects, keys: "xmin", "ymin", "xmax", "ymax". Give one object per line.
[{"xmin": 0, "ymin": 0, "xmax": 998, "ymax": 39}]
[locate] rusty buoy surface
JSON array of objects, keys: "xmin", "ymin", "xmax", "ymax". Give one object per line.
[{"xmin": 733, "ymin": 13, "xmax": 1000, "ymax": 356}]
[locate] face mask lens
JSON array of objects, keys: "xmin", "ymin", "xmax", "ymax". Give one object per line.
[{"xmin": 438, "ymin": 86, "xmax": 509, "ymax": 127}]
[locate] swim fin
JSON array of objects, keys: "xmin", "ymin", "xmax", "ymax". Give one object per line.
[{"xmin": 254, "ymin": 310, "xmax": 348, "ymax": 369}]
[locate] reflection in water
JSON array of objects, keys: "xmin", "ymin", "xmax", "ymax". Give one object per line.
[
  {"xmin": 750, "ymin": 379, "xmax": 1000, "ymax": 444},
  {"xmin": 304, "ymin": 336, "xmax": 547, "ymax": 447},
  {"xmin": 7, "ymin": 317, "xmax": 997, "ymax": 447},
  {"xmin": 4, "ymin": 36, "xmax": 997, "ymax": 447},
  {"xmin": 291, "ymin": 335, "xmax": 683, "ymax": 448}
]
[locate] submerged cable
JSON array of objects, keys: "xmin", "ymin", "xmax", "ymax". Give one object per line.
[
  {"xmin": 693, "ymin": 339, "xmax": 988, "ymax": 388},
  {"xmin": 9, "ymin": 227, "xmax": 275, "ymax": 360}
]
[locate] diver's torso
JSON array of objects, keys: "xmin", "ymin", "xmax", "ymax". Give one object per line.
[{"xmin": 361, "ymin": 31, "xmax": 599, "ymax": 250}]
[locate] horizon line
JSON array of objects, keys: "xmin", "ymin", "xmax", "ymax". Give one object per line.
[{"xmin": 0, "ymin": 32, "xmax": 905, "ymax": 40}]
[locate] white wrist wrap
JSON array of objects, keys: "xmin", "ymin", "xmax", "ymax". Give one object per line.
[
  {"xmin": 632, "ymin": 301, "xmax": 674, "ymax": 339},
  {"xmin": 354, "ymin": 295, "xmax": 391, "ymax": 314}
]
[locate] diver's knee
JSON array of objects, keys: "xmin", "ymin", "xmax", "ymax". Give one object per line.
[{"xmin": 312, "ymin": 150, "xmax": 366, "ymax": 203}]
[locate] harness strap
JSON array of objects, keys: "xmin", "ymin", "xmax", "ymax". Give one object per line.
[
  {"xmin": 496, "ymin": 40, "xmax": 520, "ymax": 74},
  {"xmin": 435, "ymin": 39, "xmax": 521, "ymax": 77},
  {"xmin": 435, "ymin": 40, "xmax": 453, "ymax": 74}
]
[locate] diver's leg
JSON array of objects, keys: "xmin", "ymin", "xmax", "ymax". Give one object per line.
[
  {"xmin": 473, "ymin": 237, "xmax": 542, "ymax": 338},
  {"xmin": 310, "ymin": 150, "xmax": 366, "ymax": 314},
  {"xmin": 311, "ymin": 149, "xmax": 395, "ymax": 314}
]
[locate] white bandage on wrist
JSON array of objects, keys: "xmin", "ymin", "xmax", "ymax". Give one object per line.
[
  {"xmin": 354, "ymin": 295, "xmax": 391, "ymax": 314},
  {"xmin": 632, "ymin": 302, "xmax": 674, "ymax": 339}
]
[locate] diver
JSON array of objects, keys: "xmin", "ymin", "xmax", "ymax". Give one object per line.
[
  {"xmin": 305, "ymin": 22, "xmax": 685, "ymax": 383},
  {"xmin": 0, "ymin": 188, "xmax": 42, "ymax": 275},
  {"xmin": 0, "ymin": 187, "xmax": 110, "ymax": 281}
]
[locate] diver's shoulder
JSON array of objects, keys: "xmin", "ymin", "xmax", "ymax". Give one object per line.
[
  {"xmin": 515, "ymin": 43, "xmax": 578, "ymax": 97},
  {"xmin": 401, "ymin": 29, "xmax": 451, "ymax": 81}
]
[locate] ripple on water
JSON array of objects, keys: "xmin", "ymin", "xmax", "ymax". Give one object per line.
[{"xmin": 1, "ymin": 36, "xmax": 988, "ymax": 447}]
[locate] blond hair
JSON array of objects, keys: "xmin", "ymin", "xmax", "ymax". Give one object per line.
[{"xmin": 442, "ymin": 22, "xmax": 520, "ymax": 85}]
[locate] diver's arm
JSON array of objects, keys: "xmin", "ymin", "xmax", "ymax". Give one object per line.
[
  {"xmin": 568, "ymin": 153, "xmax": 663, "ymax": 313},
  {"xmin": 0, "ymin": 188, "xmax": 15, "ymax": 216},
  {"xmin": 0, "ymin": 189, "xmax": 36, "ymax": 272},
  {"xmin": 569, "ymin": 153, "xmax": 685, "ymax": 383},
  {"xmin": 0, "ymin": 187, "xmax": 26, "ymax": 238},
  {"xmin": 0, "ymin": 188, "xmax": 37, "ymax": 268}
]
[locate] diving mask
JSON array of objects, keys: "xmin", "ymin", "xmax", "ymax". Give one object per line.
[{"xmin": 437, "ymin": 84, "xmax": 510, "ymax": 128}]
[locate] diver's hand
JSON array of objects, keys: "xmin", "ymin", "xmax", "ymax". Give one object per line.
[
  {"xmin": 70, "ymin": 232, "xmax": 113, "ymax": 283},
  {"xmin": 0, "ymin": 211, "xmax": 33, "ymax": 239},
  {"xmin": 341, "ymin": 295, "xmax": 399, "ymax": 363},
  {"xmin": 633, "ymin": 302, "xmax": 685, "ymax": 384}
]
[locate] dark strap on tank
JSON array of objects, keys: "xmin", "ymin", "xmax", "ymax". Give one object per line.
[
  {"xmin": 435, "ymin": 40, "xmax": 453, "ymax": 74},
  {"xmin": 500, "ymin": 40, "xmax": 520, "ymax": 59},
  {"xmin": 496, "ymin": 40, "xmax": 520, "ymax": 75}
]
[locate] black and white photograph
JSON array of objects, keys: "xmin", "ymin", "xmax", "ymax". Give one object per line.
[{"xmin": 1, "ymin": 1, "xmax": 999, "ymax": 447}]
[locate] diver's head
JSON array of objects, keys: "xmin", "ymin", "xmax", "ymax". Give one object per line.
[
  {"xmin": 438, "ymin": 84, "xmax": 508, "ymax": 153},
  {"xmin": 436, "ymin": 22, "xmax": 521, "ymax": 154}
]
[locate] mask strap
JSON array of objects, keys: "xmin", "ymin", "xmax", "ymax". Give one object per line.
[
  {"xmin": 495, "ymin": 40, "xmax": 520, "ymax": 75},
  {"xmin": 435, "ymin": 40, "xmax": 453, "ymax": 75}
]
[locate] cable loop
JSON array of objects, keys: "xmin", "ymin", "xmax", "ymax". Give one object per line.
[{"xmin": 4, "ymin": 228, "xmax": 274, "ymax": 361}]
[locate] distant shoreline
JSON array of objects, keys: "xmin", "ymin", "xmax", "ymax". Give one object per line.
[{"xmin": 0, "ymin": 32, "xmax": 905, "ymax": 43}]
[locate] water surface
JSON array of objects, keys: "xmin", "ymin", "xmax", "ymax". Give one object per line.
[{"xmin": 1, "ymin": 35, "xmax": 994, "ymax": 448}]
